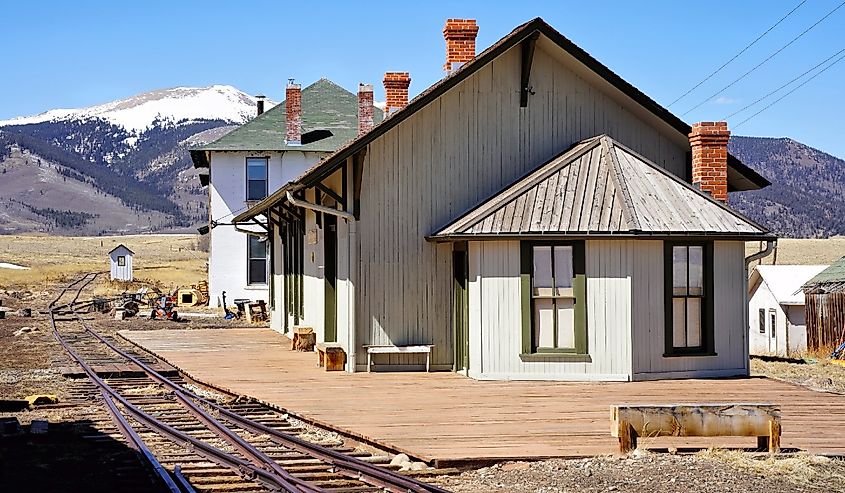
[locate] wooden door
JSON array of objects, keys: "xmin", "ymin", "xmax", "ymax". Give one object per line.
[
  {"xmin": 324, "ymin": 215, "xmax": 338, "ymax": 342},
  {"xmin": 453, "ymin": 244, "xmax": 469, "ymax": 372}
]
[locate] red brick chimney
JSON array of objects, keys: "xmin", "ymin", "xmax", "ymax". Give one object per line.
[
  {"xmin": 689, "ymin": 121, "xmax": 730, "ymax": 202},
  {"xmin": 358, "ymin": 83, "xmax": 374, "ymax": 136},
  {"xmin": 443, "ymin": 19, "xmax": 479, "ymax": 74},
  {"xmin": 383, "ymin": 72, "xmax": 410, "ymax": 117},
  {"xmin": 285, "ymin": 80, "xmax": 301, "ymax": 145}
]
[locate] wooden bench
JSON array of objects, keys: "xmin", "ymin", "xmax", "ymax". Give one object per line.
[
  {"xmin": 315, "ymin": 343, "xmax": 345, "ymax": 371},
  {"xmin": 364, "ymin": 345, "xmax": 434, "ymax": 372},
  {"xmin": 610, "ymin": 403, "xmax": 781, "ymax": 454}
]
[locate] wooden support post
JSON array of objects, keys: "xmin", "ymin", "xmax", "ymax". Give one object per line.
[{"xmin": 618, "ymin": 423, "xmax": 638, "ymax": 453}]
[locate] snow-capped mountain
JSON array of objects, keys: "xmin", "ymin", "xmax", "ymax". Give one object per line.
[
  {"xmin": 0, "ymin": 85, "xmax": 270, "ymax": 134},
  {"xmin": 0, "ymin": 85, "xmax": 275, "ymax": 235}
]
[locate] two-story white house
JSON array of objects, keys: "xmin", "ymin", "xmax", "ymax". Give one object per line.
[{"xmin": 191, "ymin": 79, "xmax": 383, "ymax": 312}]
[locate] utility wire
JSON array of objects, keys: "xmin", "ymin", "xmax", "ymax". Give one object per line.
[
  {"xmin": 667, "ymin": 0, "xmax": 806, "ymax": 108},
  {"xmin": 734, "ymin": 51, "xmax": 845, "ymax": 128},
  {"xmin": 723, "ymin": 48, "xmax": 845, "ymax": 120},
  {"xmin": 682, "ymin": 0, "xmax": 845, "ymax": 116}
]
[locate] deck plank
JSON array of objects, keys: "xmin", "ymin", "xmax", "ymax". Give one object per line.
[{"xmin": 120, "ymin": 328, "xmax": 845, "ymax": 463}]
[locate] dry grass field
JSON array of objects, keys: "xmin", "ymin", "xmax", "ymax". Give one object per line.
[
  {"xmin": 746, "ymin": 237, "xmax": 845, "ymax": 265},
  {"xmin": 0, "ymin": 234, "xmax": 207, "ymax": 295}
]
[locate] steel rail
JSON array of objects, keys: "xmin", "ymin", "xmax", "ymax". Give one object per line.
[
  {"xmin": 100, "ymin": 390, "xmax": 182, "ymax": 493},
  {"xmin": 72, "ymin": 299, "xmax": 449, "ymax": 493},
  {"xmin": 53, "ymin": 274, "xmax": 450, "ymax": 493},
  {"xmin": 50, "ymin": 312, "xmax": 310, "ymax": 493}
]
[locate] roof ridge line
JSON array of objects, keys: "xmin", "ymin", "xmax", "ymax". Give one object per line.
[
  {"xmin": 442, "ymin": 137, "xmax": 603, "ymax": 234},
  {"xmin": 599, "ymin": 136, "xmax": 640, "ymax": 231}
]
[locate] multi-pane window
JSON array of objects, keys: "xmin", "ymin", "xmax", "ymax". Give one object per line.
[
  {"xmin": 670, "ymin": 244, "xmax": 705, "ymax": 350},
  {"xmin": 247, "ymin": 236, "xmax": 268, "ymax": 285},
  {"xmin": 758, "ymin": 308, "xmax": 766, "ymax": 334},
  {"xmin": 246, "ymin": 157, "xmax": 268, "ymax": 201},
  {"xmin": 117, "ymin": 256, "xmax": 126, "ymax": 267},
  {"xmin": 532, "ymin": 245, "xmax": 576, "ymax": 350},
  {"xmin": 770, "ymin": 310, "xmax": 777, "ymax": 339}
]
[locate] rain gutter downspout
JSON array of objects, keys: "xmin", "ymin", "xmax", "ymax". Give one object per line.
[
  {"xmin": 286, "ymin": 189, "xmax": 358, "ymax": 373},
  {"xmin": 743, "ymin": 239, "xmax": 777, "ymax": 375}
]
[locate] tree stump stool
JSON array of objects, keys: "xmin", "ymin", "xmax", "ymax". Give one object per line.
[{"xmin": 291, "ymin": 326, "xmax": 316, "ymax": 351}]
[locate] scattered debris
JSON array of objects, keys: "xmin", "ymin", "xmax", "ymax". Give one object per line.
[
  {"xmin": 18, "ymin": 308, "xmax": 32, "ymax": 317},
  {"xmin": 29, "ymin": 420, "xmax": 49, "ymax": 434},
  {"xmin": 13, "ymin": 326, "xmax": 38, "ymax": 336},
  {"xmin": 25, "ymin": 394, "xmax": 58, "ymax": 406},
  {"xmin": 0, "ymin": 417, "xmax": 23, "ymax": 437}
]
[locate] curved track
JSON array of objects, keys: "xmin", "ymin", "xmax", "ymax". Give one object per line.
[{"xmin": 49, "ymin": 273, "xmax": 451, "ymax": 493}]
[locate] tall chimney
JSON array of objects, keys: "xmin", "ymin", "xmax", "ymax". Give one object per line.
[
  {"xmin": 689, "ymin": 121, "xmax": 730, "ymax": 203},
  {"xmin": 255, "ymin": 94, "xmax": 266, "ymax": 116},
  {"xmin": 358, "ymin": 83, "xmax": 374, "ymax": 136},
  {"xmin": 285, "ymin": 80, "xmax": 301, "ymax": 146},
  {"xmin": 443, "ymin": 19, "xmax": 479, "ymax": 74},
  {"xmin": 383, "ymin": 72, "xmax": 410, "ymax": 117}
]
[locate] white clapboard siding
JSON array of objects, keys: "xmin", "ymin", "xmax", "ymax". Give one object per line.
[
  {"xmin": 356, "ymin": 43, "xmax": 688, "ymax": 368},
  {"xmin": 467, "ymin": 240, "xmax": 631, "ymax": 381},
  {"xmin": 631, "ymin": 241, "xmax": 748, "ymax": 379}
]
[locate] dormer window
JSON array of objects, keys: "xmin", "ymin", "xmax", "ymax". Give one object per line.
[{"xmin": 246, "ymin": 157, "xmax": 268, "ymax": 201}]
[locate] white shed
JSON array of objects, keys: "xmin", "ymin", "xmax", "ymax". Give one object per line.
[
  {"xmin": 748, "ymin": 264, "xmax": 827, "ymax": 357},
  {"xmin": 109, "ymin": 244, "xmax": 135, "ymax": 281}
]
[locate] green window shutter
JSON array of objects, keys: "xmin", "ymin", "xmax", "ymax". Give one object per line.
[
  {"xmin": 520, "ymin": 242, "xmax": 533, "ymax": 354},
  {"xmin": 573, "ymin": 241, "xmax": 587, "ymax": 354}
]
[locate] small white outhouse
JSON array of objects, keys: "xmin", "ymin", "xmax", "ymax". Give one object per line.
[{"xmin": 109, "ymin": 244, "xmax": 134, "ymax": 281}]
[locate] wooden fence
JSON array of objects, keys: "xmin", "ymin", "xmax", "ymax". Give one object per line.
[{"xmin": 805, "ymin": 292, "xmax": 845, "ymax": 350}]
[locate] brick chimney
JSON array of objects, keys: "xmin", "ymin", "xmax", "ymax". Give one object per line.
[
  {"xmin": 285, "ymin": 80, "xmax": 301, "ymax": 146},
  {"xmin": 443, "ymin": 19, "xmax": 479, "ymax": 74},
  {"xmin": 383, "ymin": 72, "xmax": 410, "ymax": 117},
  {"xmin": 689, "ymin": 121, "xmax": 730, "ymax": 202},
  {"xmin": 358, "ymin": 83, "xmax": 374, "ymax": 136},
  {"xmin": 255, "ymin": 94, "xmax": 266, "ymax": 116}
]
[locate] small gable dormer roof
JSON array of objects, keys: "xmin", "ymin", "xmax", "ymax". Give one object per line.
[
  {"xmin": 109, "ymin": 244, "xmax": 134, "ymax": 255},
  {"xmin": 429, "ymin": 135, "xmax": 773, "ymax": 241}
]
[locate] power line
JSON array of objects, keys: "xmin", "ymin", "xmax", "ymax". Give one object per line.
[
  {"xmin": 723, "ymin": 48, "xmax": 845, "ymax": 120},
  {"xmin": 734, "ymin": 51, "xmax": 845, "ymax": 128},
  {"xmin": 667, "ymin": 0, "xmax": 806, "ymax": 108},
  {"xmin": 682, "ymin": 0, "xmax": 845, "ymax": 116}
]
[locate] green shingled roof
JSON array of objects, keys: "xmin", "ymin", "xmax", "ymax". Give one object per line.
[
  {"xmin": 803, "ymin": 256, "xmax": 845, "ymax": 293},
  {"xmin": 193, "ymin": 78, "xmax": 383, "ymax": 155}
]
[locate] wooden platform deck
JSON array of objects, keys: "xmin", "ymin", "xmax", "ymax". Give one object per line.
[{"xmin": 120, "ymin": 328, "xmax": 845, "ymax": 465}]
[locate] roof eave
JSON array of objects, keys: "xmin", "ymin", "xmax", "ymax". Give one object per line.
[{"xmin": 427, "ymin": 231, "xmax": 777, "ymax": 243}]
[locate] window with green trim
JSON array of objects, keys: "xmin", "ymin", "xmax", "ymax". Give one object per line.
[
  {"xmin": 664, "ymin": 242, "xmax": 714, "ymax": 356},
  {"xmin": 521, "ymin": 241, "xmax": 587, "ymax": 355}
]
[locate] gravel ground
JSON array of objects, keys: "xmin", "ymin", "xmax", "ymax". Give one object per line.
[{"xmin": 434, "ymin": 452, "xmax": 845, "ymax": 492}]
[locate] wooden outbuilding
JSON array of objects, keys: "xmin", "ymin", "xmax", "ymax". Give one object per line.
[
  {"xmin": 803, "ymin": 256, "xmax": 845, "ymax": 350},
  {"xmin": 109, "ymin": 244, "xmax": 134, "ymax": 281}
]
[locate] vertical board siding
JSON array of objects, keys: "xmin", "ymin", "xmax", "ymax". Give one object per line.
[
  {"xmin": 466, "ymin": 240, "xmax": 631, "ymax": 380},
  {"xmin": 631, "ymin": 241, "xmax": 748, "ymax": 378},
  {"xmin": 357, "ymin": 43, "xmax": 687, "ymax": 368}
]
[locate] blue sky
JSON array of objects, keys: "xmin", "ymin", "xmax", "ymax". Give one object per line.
[{"xmin": 2, "ymin": 0, "xmax": 844, "ymax": 157}]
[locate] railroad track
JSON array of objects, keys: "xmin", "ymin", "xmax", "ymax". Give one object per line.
[{"xmin": 49, "ymin": 273, "xmax": 451, "ymax": 493}]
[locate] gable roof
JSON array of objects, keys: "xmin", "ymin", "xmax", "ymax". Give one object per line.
[
  {"xmin": 750, "ymin": 264, "xmax": 828, "ymax": 305},
  {"xmin": 286, "ymin": 18, "xmax": 767, "ymax": 189},
  {"xmin": 803, "ymin": 256, "xmax": 845, "ymax": 293},
  {"xmin": 430, "ymin": 135, "xmax": 773, "ymax": 240},
  {"xmin": 109, "ymin": 244, "xmax": 134, "ymax": 255},
  {"xmin": 190, "ymin": 78, "xmax": 384, "ymax": 167}
]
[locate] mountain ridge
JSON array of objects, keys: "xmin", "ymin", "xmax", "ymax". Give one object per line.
[{"xmin": 0, "ymin": 85, "xmax": 843, "ymax": 238}]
